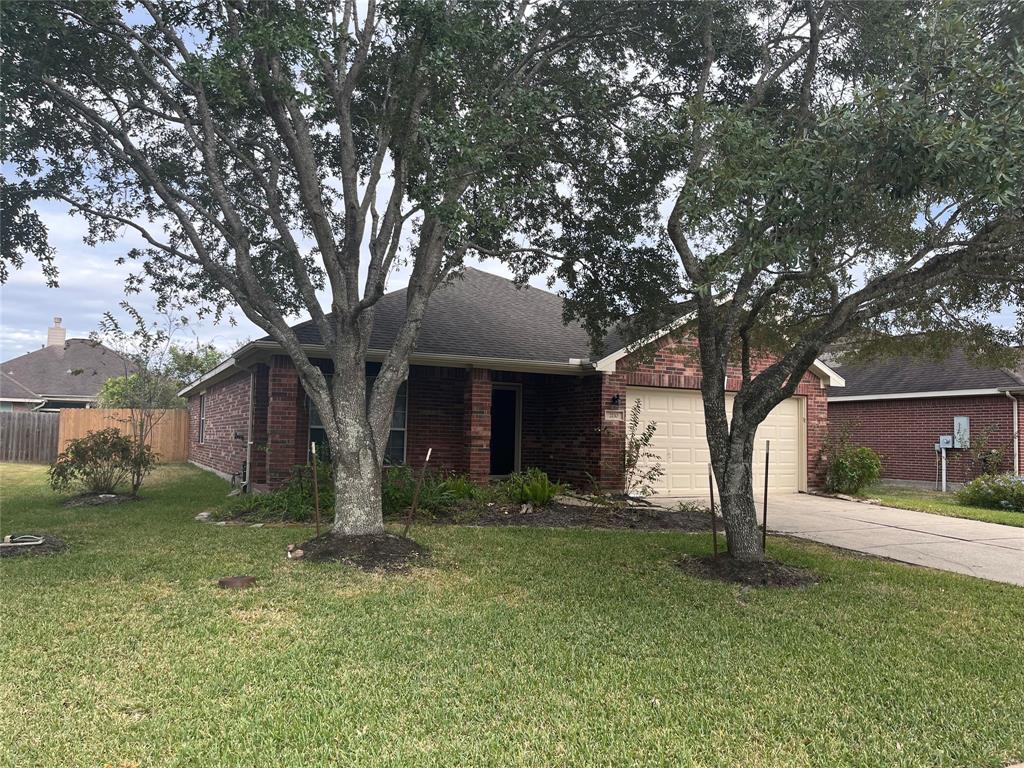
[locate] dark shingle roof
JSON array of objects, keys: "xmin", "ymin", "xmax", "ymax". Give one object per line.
[
  {"xmin": 0, "ymin": 371, "xmax": 41, "ymax": 401},
  {"xmin": 278, "ymin": 267, "xmax": 625, "ymax": 363},
  {"xmin": 0, "ymin": 339, "xmax": 133, "ymax": 399},
  {"xmin": 828, "ymin": 348, "xmax": 1024, "ymax": 398}
]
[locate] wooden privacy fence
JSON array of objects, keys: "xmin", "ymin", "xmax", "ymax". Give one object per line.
[
  {"xmin": 58, "ymin": 408, "xmax": 190, "ymax": 462},
  {"xmin": 0, "ymin": 411, "xmax": 60, "ymax": 463}
]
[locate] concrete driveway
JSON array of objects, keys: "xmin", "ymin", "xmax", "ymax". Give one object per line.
[{"xmin": 657, "ymin": 493, "xmax": 1024, "ymax": 586}]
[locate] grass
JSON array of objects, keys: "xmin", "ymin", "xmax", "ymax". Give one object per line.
[
  {"xmin": 865, "ymin": 481, "xmax": 1024, "ymax": 528},
  {"xmin": 2, "ymin": 463, "xmax": 1023, "ymax": 768}
]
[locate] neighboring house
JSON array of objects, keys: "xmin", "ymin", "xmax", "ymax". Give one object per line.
[
  {"xmin": 828, "ymin": 349, "xmax": 1024, "ymax": 484},
  {"xmin": 0, "ymin": 318, "xmax": 133, "ymax": 411},
  {"xmin": 179, "ymin": 268, "xmax": 842, "ymax": 494}
]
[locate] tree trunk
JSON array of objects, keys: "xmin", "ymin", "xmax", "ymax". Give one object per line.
[
  {"xmin": 330, "ymin": 436, "xmax": 385, "ymax": 536},
  {"xmin": 715, "ymin": 421, "xmax": 765, "ymax": 561}
]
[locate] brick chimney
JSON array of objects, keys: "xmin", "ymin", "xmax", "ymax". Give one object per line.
[{"xmin": 46, "ymin": 316, "xmax": 67, "ymax": 347}]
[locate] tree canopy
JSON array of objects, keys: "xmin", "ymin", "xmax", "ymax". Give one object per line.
[{"xmin": 3, "ymin": 0, "xmax": 653, "ymax": 535}]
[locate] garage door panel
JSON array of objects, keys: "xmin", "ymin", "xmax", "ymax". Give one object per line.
[{"xmin": 626, "ymin": 387, "xmax": 804, "ymax": 496}]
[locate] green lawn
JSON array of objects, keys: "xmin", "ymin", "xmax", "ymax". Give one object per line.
[
  {"xmin": 2, "ymin": 464, "xmax": 1023, "ymax": 768},
  {"xmin": 866, "ymin": 482, "xmax": 1024, "ymax": 528}
]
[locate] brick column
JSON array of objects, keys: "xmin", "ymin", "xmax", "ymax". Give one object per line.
[
  {"xmin": 265, "ymin": 356, "xmax": 308, "ymax": 488},
  {"xmin": 248, "ymin": 364, "xmax": 270, "ymax": 487},
  {"xmin": 596, "ymin": 373, "xmax": 626, "ymax": 491},
  {"xmin": 465, "ymin": 368, "xmax": 492, "ymax": 483}
]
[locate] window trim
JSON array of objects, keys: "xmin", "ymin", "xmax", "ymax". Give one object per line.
[
  {"xmin": 197, "ymin": 393, "xmax": 206, "ymax": 444},
  {"xmin": 388, "ymin": 380, "xmax": 408, "ymax": 466}
]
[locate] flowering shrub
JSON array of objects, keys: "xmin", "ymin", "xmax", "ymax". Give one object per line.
[{"xmin": 956, "ymin": 473, "xmax": 1024, "ymax": 512}]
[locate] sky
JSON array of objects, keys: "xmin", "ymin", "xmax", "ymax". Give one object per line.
[
  {"xmin": 0, "ymin": 199, "xmax": 556, "ymax": 362},
  {"xmin": 2, "ymin": 201, "xmax": 1017, "ymax": 363}
]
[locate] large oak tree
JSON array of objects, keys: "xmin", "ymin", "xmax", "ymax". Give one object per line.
[
  {"xmin": 503, "ymin": 1, "xmax": 1024, "ymax": 560},
  {"xmin": 3, "ymin": 0, "xmax": 646, "ymax": 537}
]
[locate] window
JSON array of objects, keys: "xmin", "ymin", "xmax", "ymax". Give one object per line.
[
  {"xmin": 308, "ymin": 378, "xmax": 407, "ymax": 465},
  {"xmin": 198, "ymin": 394, "xmax": 206, "ymax": 444},
  {"xmin": 0, "ymin": 402, "xmax": 12, "ymax": 412}
]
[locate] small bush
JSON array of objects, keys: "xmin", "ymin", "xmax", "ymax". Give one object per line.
[
  {"xmin": 382, "ymin": 466, "xmax": 417, "ymax": 517},
  {"xmin": 956, "ymin": 473, "xmax": 1024, "ymax": 512},
  {"xmin": 825, "ymin": 445, "xmax": 882, "ymax": 495},
  {"xmin": 437, "ymin": 473, "xmax": 478, "ymax": 501},
  {"xmin": 624, "ymin": 398, "xmax": 663, "ymax": 496},
  {"xmin": 503, "ymin": 468, "xmax": 563, "ymax": 506},
  {"xmin": 49, "ymin": 428, "xmax": 144, "ymax": 495},
  {"xmin": 221, "ymin": 462, "xmax": 332, "ymax": 522}
]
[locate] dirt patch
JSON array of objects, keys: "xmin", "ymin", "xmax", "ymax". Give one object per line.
[
  {"xmin": 62, "ymin": 493, "xmax": 137, "ymax": 508},
  {"xmin": 450, "ymin": 501, "xmax": 717, "ymax": 533},
  {"xmin": 676, "ymin": 554, "xmax": 820, "ymax": 588},
  {"xmin": 0, "ymin": 533, "xmax": 67, "ymax": 558},
  {"xmin": 297, "ymin": 532, "xmax": 430, "ymax": 572}
]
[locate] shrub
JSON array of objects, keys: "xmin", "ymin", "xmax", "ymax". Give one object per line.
[
  {"xmin": 956, "ymin": 473, "xmax": 1024, "ymax": 512},
  {"xmin": 382, "ymin": 465, "xmax": 417, "ymax": 517},
  {"xmin": 825, "ymin": 445, "xmax": 882, "ymax": 495},
  {"xmin": 503, "ymin": 468, "xmax": 563, "ymax": 506},
  {"xmin": 624, "ymin": 398, "xmax": 664, "ymax": 497},
  {"xmin": 49, "ymin": 428, "xmax": 143, "ymax": 495},
  {"xmin": 437, "ymin": 473, "xmax": 478, "ymax": 501},
  {"xmin": 220, "ymin": 462, "xmax": 332, "ymax": 523}
]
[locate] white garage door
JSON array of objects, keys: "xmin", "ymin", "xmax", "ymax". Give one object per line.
[{"xmin": 625, "ymin": 387, "xmax": 804, "ymax": 496}]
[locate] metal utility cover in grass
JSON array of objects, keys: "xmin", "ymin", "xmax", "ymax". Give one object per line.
[{"xmin": 217, "ymin": 576, "xmax": 256, "ymax": 589}]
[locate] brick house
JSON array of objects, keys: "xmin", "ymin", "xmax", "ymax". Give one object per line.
[
  {"xmin": 828, "ymin": 349, "xmax": 1024, "ymax": 484},
  {"xmin": 179, "ymin": 269, "xmax": 841, "ymax": 494}
]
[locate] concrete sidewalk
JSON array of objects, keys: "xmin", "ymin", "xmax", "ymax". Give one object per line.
[{"xmin": 656, "ymin": 493, "xmax": 1024, "ymax": 586}]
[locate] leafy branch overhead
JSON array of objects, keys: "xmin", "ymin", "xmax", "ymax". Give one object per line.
[{"xmin": 3, "ymin": 0, "xmax": 651, "ymax": 536}]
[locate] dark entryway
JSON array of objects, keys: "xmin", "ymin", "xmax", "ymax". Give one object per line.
[{"xmin": 490, "ymin": 385, "xmax": 519, "ymax": 475}]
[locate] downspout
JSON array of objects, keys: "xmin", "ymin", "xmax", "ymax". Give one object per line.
[{"xmin": 1004, "ymin": 389, "xmax": 1020, "ymax": 476}]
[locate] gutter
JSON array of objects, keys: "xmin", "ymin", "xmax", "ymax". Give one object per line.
[{"xmin": 178, "ymin": 342, "xmax": 596, "ymax": 398}]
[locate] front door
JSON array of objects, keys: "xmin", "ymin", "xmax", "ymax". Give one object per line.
[{"xmin": 489, "ymin": 386, "xmax": 519, "ymax": 475}]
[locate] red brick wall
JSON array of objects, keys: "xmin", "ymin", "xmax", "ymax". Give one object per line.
[
  {"xmin": 265, "ymin": 356, "xmax": 308, "ymax": 487},
  {"xmin": 828, "ymin": 395, "xmax": 1019, "ymax": 483},
  {"xmin": 610, "ymin": 336, "xmax": 830, "ymax": 489},
  {"xmin": 187, "ymin": 370, "xmax": 250, "ymax": 481},
  {"xmin": 405, "ymin": 365, "xmax": 468, "ymax": 471},
  {"xmin": 193, "ymin": 339, "xmax": 832, "ymax": 493}
]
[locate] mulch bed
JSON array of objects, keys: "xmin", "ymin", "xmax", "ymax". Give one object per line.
[
  {"xmin": 296, "ymin": 532, "xmax": 430, "ymax": 572},
  {"xmin": 0, "ymin": 533, "xmax": 67, "ymax": 558},
  {"xmin": 451, "ymin": 501, "xmax": 718, "ymax": 533},
  {"xmin": 62, "ymin": 493, "xmax": 138, "ymax": 508},
  {"xmin": 676, "ymin": 554, "xmax": 820, "ymax": 588}
]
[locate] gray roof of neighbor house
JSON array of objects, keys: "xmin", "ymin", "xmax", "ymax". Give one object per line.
[
  {"xmin": 276, "ymin": 267, "xmax": 626, "ymax": 362},
  {"xmin": 828, "ymin": 347, "xmax": 1024, "ymax": 399},
  {"xmin": 0, "ymin": 371, "xmax": 41, "ymax": 401},
  {"xmin": 0, "ymin": 339, "xmax": 133, "ymax": 400}
]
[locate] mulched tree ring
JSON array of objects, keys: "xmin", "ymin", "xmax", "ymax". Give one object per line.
[
  {"xmin": 0, "ymin": 533, "xmax": 66, "ymax": 558},
  {"xmin": 217, "ymin": 575, "xmax": 257, "ymax": 589},
  {"xmin": 297, "ymin": 532, "xmax": 429, "ymax": 572},
  {"xmin": 62, "ymin": 493, "xmax": 138, "ymax": 508},
  {"xmin": 449, "ymin": 501, "xmax": 718, "ymax": 532},
  {"xmin": 676, "ymin": 554, "xmax": 820, "ymax": 588}
]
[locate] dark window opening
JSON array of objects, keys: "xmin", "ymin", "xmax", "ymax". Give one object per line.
[{"xmin": 489, "ymin": 387, "xmax": 518, "ymax": 476}]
